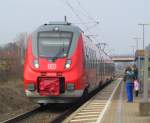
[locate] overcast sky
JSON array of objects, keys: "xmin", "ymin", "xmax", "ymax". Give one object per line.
[{"xmin": 0, "ymin": 0, "xmax": 150, "ymax": 55}]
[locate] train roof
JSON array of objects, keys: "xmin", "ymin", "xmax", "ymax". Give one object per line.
[
  {"xmin": 35, "ymin": 21, "xmax": 83, "ymax": 33},
  {"xmin": 45, "ymin": 21, "xmax": 71, "ymax": 25}
]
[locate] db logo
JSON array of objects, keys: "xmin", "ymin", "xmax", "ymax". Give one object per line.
[{"xmin": 48, "ymin": 64, "xmax": 56, "ymax": 70}]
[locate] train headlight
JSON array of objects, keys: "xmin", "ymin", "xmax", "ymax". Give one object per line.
[
  {"xmin": 33, "ymin": 60, "xmax": 39, "ymax": 68},
  {"xmin": 65, "ymin": 63, "xmax": 71, "ymax": 69},
  {"xmin": 65, "ymin": 59, "xmax": 71, "ymax": 69}
]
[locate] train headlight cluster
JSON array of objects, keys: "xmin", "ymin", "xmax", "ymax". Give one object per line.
[
  {"xmin": 65, "ymin": 63, "xmax": 71, "ymax": 69},
  {"xmin": 33, "ymin": 59, "xmax": 39, "ymax": 68},
  {"xmin": 65, "ymin": 59, "xmax": 71, "ymax": 69}
]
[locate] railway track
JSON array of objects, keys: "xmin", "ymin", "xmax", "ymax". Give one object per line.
[
  {"xmin": 1, "ymin": 79, "xmax": 118, "ymax": 123},
  {"xmin": 1, "ymin": 104, "xmax": 71, "ymax": 123},
  {"xmin": 1, "ymin": 105, "xmax": 41, "ymax": 123}
]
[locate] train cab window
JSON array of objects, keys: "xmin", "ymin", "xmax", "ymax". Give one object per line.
[{"xmin": 38, "ymin": 32, "xmax": 72, "ymax": 58}]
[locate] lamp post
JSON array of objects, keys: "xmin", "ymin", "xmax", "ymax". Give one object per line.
[
  {"xmin": 138, "ymin": 23, "xmax": 150, "ymax": 116},
  {"xmin": 138, "ymin": 24, "xmax": 150, "ymax": 50},
  {"xmin": 143, "ymin": 46, "xmax": 149, "ymax": 101},
  {"xmin": 138, "ymin": 23, "xmax": 150, "ymax": 100},
  {"xmin": 131, "ymin": 45, "xmax": 135, "ymax": 57},
  {"xmin": 133, "ymin": 37, "xmax": 141, "ymax": 50},
  {"xmin": 133, "ymin": 37, "xmax": 141, "ymax": 81}
]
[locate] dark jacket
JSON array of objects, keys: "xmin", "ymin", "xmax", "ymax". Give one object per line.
[{"xmin": 124, "ymin": 71, "xmax": 134, "ymax": 82}]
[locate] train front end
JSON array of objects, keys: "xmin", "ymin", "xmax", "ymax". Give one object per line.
[{"xmin": 24, "ymin": 22, "xmax": 86, "ymax": 103}]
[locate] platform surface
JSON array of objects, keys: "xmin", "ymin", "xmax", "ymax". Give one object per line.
[{"xmin": 101, "ymin": 81, "xmax": 150, "ymax": 123}]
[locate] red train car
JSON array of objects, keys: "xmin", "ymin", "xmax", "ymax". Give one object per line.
[{"xmin": 24, "ymin": 22, "xmax": 114, "ymax": 104}]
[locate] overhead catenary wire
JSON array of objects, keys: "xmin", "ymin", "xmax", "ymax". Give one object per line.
[
  {"xmin": 76, "ymin": 0, "xmax": 97, "ymax": 22},
  {"xmin": 63, "ymin": 0, "xmax": 112, "ymax": 55},
  {"xmin": 74, "ymin": 0, "xmax": 100, "ymax": 42},
  {"xmin": 75, "ymin": 0, "xmax": 101, "ymax": 41},
  {"xmin": 59, "ymin": 0, "xmax": 112, "ymax": 55},
  {"xmin": 61, "ymin": 1, "xmax": 98, "ymax": 30},
  {"xmin": 74, "ymin": 0, "xmax": 100, "ymax": 33},
  {"xmin": 60, "ymin": 0, "xmax": 99, "ymax": 26},
  {"xmin": 62, "ymin": 0, "xmax": 87, "ymax": 29},
  {"xmin": 72, "ymin": 21, "xmax": 99, "ymax": 25},
  {"xmin": 59, "ymin": 0, "xmax": 100, "ymax": 43},
  {"xmin": 85, "ymin": 22, "xmax": 99, "ymax": 32}
]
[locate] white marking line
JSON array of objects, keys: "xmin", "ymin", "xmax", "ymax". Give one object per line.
[
  {"xmin": 88, "ymin": 106, "xmax": 105, "ymax": 108},
  {"xmin": 75, "ymin": 114, "xmax": 98, "ymax": 118},
  {"xmin": 71, "ymin": 118, "xmax": 97, "ymax": 122},
  {"xmin": 92, "ymin": 100, "xmax": 107, "ymax": 102},
  {"xmin": 78, "ymin": 112, "xmax": 100, "ymax": 115},
  {"xmin": 88, "ymin": 104, "xmax": 105, "ymax": 106},
  {"xmin": 83, "ymin": 107, "xmax": 102, "ymax": 110},
  {"xmin": 82, "ymin": 109, "xmax": 101, "ymax": 112},
  {"xmin": 91, "ymin": 102, "xmax": 107, "ymax": 104},
  {"xmin": 80, "ymin": 110, "xmax": 100, "ymax": 113},
  {"xmin": 96, "ymin": 79, "xmax": 121, "ymax": 123}
]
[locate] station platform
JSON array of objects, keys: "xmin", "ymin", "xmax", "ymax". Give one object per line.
[{"xmin": 101, "ymin": 81, "xmax": 150, "ymax": 123}]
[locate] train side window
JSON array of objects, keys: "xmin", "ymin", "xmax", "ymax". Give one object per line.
[
  {"xmin": 91, "ymin": 51, "xmax": 92, "ymax": 68},
  {"xmin": 89, "ymin": 49, "xmax": 91, "ymax": 68},
  {"xmin": 91, "ymin": 50, "xmax": 93, "ymax": 69},
  {"xmin": 85, "ymin": 46, "xmax": 87, "ymax": 68},
  {"xmin": 86, "ymin": 46, "xmax": 90, "ymax": 69},
  {"xmin": 94, "ymin": 51, "xmax": 96, "ymax": 68},
  {"xmin": 92, "ymin": 51, "xmax": 94, "ymax": 68}
]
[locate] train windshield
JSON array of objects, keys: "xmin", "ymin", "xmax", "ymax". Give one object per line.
[{"xmin": 38, "ymin": 32, "xmax": 72, "ymax": 58}]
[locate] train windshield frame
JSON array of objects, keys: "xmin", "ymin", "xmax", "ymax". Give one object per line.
[{"xmin": 37, "ymin": 31, "xmax": 73, "ymax": 58}]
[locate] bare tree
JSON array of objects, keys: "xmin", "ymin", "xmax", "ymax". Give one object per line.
[{"xmin": 0, "ymin": 32, "xmax": 29, "ymax": 81}]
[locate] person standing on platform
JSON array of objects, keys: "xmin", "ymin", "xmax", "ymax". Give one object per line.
[
  {"xmin": 132, "ymin": 64, "xmax": 138, "ymax": 80},
  {"xmin": 124, "ymin": 67, "xmax": 134, "ymax": 102},
  {"xmin": 134, "ymin": 79, "xmax": 139, "ymax": 97}
]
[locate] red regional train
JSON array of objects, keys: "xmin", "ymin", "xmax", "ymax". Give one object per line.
[{"xmin": 24, "ymin": 22, "xmax": 114, "ymax": 104}]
